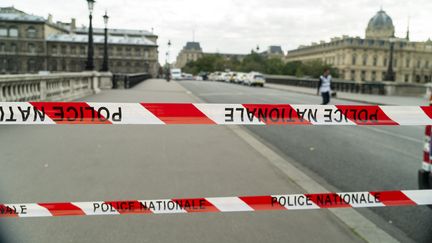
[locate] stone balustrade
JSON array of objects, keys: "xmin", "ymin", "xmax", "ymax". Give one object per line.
[{"xmin": 0, "ymin": 72, "xmax": 113, "ymax": 102}]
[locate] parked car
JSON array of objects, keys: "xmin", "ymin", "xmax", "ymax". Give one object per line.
[
  {"xmin": 170, "ymin": 69, "xmax": 182, "ymax": 80},
  {"xmin": 235, "ymin": 72, "xmax": 247, "ymax": 84},
  {"xmin": 244, "ymin": 72, "xmax": 266, "ymax": 87}
]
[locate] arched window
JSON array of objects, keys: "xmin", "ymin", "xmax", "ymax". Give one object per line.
[
  {"xmin": 8, "ymin": 27, "xmax": 18, "ymax": 37},
  {"xmin": 27, "ymin": 26, "xmax": 37, "ymax": 38}
]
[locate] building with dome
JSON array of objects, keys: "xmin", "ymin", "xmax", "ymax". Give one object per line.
[{"xmin": 286, "ymin": 9, "xmax": 432, "ymax": 83}]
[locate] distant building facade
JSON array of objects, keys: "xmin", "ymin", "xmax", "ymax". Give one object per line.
[
  {"xmin": 286, "ymin": 9, "xmax": 432, "ymax": 83},
  {"xmin": 175, "ymin": 41, "xmax": 283, "ymax": 68},
  {"xmin": 0, "ymin": 7, "xmax": 159, "ymax": 76}
]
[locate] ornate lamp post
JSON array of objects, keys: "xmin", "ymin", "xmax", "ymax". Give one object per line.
[
  {"xmin": 384, "ymin": 38, "xmax": 396, "ymax": 81},
  {"xmin": 85, "ymin": 0, "xmax": 95, "ymax": 71},
  {"xmin": 101, "ymin": 11, "xmax": 109, "ymax": 72}
]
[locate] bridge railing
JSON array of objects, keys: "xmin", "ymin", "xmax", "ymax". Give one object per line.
[
  {"xmin": 113, "ymin": 73, "xmax": 151, "ymax": 89},
  {"xmin": 0, "ymin": 72, "xmax": 112, "ymax": 102},
  {"xmin": 265, "ymin": 75, "xmax": 429, "ymax": 96}
]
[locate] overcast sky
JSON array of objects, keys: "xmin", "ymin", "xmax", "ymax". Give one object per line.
[{"xmin": 4, "ymin": 0, "xmax": 432, "ymax": 63}]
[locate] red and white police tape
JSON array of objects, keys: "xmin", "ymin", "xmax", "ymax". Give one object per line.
[
  {"xmin": 1, "ymin": 190, "xmax": 431, "ymax": 218},
  {"xmin": 1, "ymin": 102, "xmax": 432, "ymax": 125}
]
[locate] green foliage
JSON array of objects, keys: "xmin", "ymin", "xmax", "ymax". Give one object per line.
[{"xmin": 182, "ymin": 53, "xmax": 338, "ymax": 78}]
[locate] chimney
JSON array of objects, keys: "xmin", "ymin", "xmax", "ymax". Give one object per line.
[
  {"xmin": 71, "ymin": 18, "xmax": 76, "ymax": 32},
  {"xmin": 47, "ymin": 14, "xmax": 53, "ymax": 23}
]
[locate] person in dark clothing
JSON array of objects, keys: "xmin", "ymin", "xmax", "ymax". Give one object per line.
[{"xmin": 317, "ymin": 68, "xmax": 332, "ymax": 105}]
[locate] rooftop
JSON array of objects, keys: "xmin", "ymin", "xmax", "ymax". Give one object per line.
[
  {"xmin": 46, "ymin": 33, "xmax": 157, "ymax": 46},
  {"xmin": 0, "ymin": 6, "xmax": 45, "ymax": 22}
]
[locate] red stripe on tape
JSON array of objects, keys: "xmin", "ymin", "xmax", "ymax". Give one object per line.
[
  {"xmin": 141, "ymin": 103, "xmax": 215, "ymax": 124},
  {"xmin": 242, "ymin": 104, "xmax": 312, "ymax": 125},
  {"xmin": 335, "ymin": 105, "xmax": 398, "ymax": 125},
  {"xmin": 306, "ymin": 193, "xmax": 351, "ymax": 208},
  {"xmin": 425, "ymin": 125, "xmax": 432, "ymax": 137},
  {"xmin": 38, "ymin": 202, "xmax": 85, "ymax": 216},
  {"xmin": 30, "ymin": 102, "xmax": 111, "ymax": 124},
  {"xmin": 370, "ymin": 191, "xmax": 416, "ymax": 206},
  {"xmin": 424, "ymin": 151, "xmax": 430, "ymax": 163},
  {"xmin": 172, "ymin": 198, "xmax": 219, "ymax": 213},
  {"xmin": 0, "ymin": 204, "xmax": 19, "ymax": 218},
  {"xmin": 105, "ymin": 200, "xmax": 152, "ymax": 214},
  {"xmin": 421, "ymin": 107, "xmax": 432, "ymax": 120},
  {"xmin": 240, "ymin": 196, "xmax": 286, "ymax": 211}
]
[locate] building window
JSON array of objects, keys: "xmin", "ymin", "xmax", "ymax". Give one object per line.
[
  {"xmin": 126, "ymin": 47, "xmax": 131, "ymax": 56},
  {"xmin": 373, "ymin": 56, "xmax": 377, "ymax": 66},
  {"xmin": 0, "ymin": 58, "xmax": 7, "ymax": 72},
  {"xmin": 52, "ymin": 45, "xmax": 57, "ymax": 54},
  {"xmin": 404, "ymin": 74, "xmax": 409, "ymax": 82},
  {"xmin": 406, "ymin": 59, "xmax": 410, "ymax": 68},
  {"xmin": 0, "ymin": 43, "xmax": 5, "ymax": 52},
  {"xmin": 361, "ymin": 71, "xmax": 366, "ymax": 81},
  {"xmin": 352, "ymin": 54, "xmax": 357, "ymax": 65},
  {"xmin": 80, "ymin": 46, "xmax": 85, "ymax": 55},
  {"xmin": 350, "ymin": 70, "xmax": 355, "ymax": 80},
  {"xmin": 117, "ymin": 47, "xmax": 122, "ymax": 56},
  {"xmin": 394, "ymin": 59, "xmax": 397, "ymax": 67},
  {"xmin": 383, "ymin": 58, "xmax": 387, "ymax": 67},
  {"xmin": 10, "ymin": 43, "xmax": 17, "ymax": 52},
  {"xmin": 27, "ymin": 59, "xmax": 36, "ymax": 72},
  {"xmin": 61, "ymin": 45, "xmax": 67, "ymax": 54},
  {"xmin": 362, "ymin": 55, "xmax": 368, "ymax": 66},
  {"xmin": 8, "ymin": 27, "xmax": 18, "ymax": 37},
  {"xmin": 426, "ymin": 61, "xmax": 430, "ymax": 68},
  {"xmin": 135, "ymin": 47, "xmax": 140, "ymax": 56},
  {"xmin": 28, "ymin": 43, "xmax": 35, "ymax": 53},
  {"xmin": 144, "ymin": 50, "xmax": 149, "ymax": 59},
  {"xmin": 70, "ymin": 46, "xmax": 76, "ymax": 55},
  {"xmin": 416, "ymin": 75, "xmax": 421, "ymax": 83},
  {"xmin": 425, "ymin": 76, "xmax": 430, "ymax": 82},
  {"xmin": 50, "ymin": 60, "xmax": 57, "ymax": 71},
  {"xmin": 27, "ymin": 26, "xmax": 37, "ymax": 38},
  {"xmin": 371, "ymin": 71, "xmax": 376, "ymax": 81},
  {"xmin": 0, "ymin": 27, "xmax": 6, "ymax": 36},
  {"xmin": 417, "ymin": 60, "xmax": 421, "ymax": 68}
]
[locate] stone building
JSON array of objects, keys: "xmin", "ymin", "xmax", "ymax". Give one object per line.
[
  {"xmin": 286, "ymin": 9, "xmax": 432, "ymax": 83},
  {"xmin": 0, "ymin": 7, "xmax": 159, "ymax": 76},
  {"xmin": 175, "ymin": 42, "xmax": 203, "ymax": 68},
  {"xmin": 175, "ymin": 41, "xmax": 283, "ymax": 68}
]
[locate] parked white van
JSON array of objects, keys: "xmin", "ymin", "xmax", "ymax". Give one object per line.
[{"xmin": 170, "ymin": 69, "xmax": 182, "ymax": 80}]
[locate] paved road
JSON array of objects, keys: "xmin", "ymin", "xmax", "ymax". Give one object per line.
[
  {"xmin": 180, "ymin": 80, "xmax": 432, "ymax": 243},
  {"xmin": 0, "ymin": 80, "xmax": 362, "ymax": 243}
]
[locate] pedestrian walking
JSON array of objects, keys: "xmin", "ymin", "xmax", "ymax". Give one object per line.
[{"xmin": 317, "ymin": 68, "xmax": 332, "ymax": 105}]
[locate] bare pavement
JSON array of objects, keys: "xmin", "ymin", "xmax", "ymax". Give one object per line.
[{"xmin": 0, "ymin": 79, "xmax": 398, "ymax": 243}]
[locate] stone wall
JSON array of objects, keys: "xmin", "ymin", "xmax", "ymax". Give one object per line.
[{"xmin": 0, "ymin": 71, "xmax": 112, "ymax": 101}]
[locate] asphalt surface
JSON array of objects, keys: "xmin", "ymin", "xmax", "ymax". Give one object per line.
[{"xmin": 179, "ymin": 80, "xmax": 432, "ymax": 243}]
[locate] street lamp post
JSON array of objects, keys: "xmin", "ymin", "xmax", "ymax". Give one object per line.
[
  {"xmin": 384, "ymin": 38, "xmax": 396, "ymax": 81},
  {"xmin": 85, "ymin": 0, "xmax": 95, "ymax": 71},
  {"xmin": 101, "ymin": 11, "xmax": 109, "ymax": 72}
]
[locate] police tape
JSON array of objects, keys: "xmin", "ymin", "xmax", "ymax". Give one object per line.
[
  {"xmin": 1, "ymin": 190, "xmax": 431, "ymax": 218},
  {"xmin": 1, "ymin": 102, "xmax": 432, "ymax": 125}
]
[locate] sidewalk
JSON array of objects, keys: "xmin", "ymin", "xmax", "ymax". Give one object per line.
[
  {"xmin": 1, "ymin": 79, "xmax": 364, "ymax": 243},
  {"xmin": 266, "ymin": 83, "xmax": 428, "ymax": 105}
]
